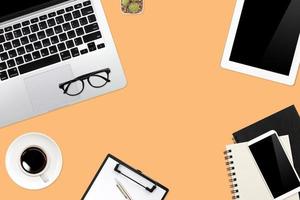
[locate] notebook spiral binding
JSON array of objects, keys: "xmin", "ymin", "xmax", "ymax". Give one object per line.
[{"xmin": 224, "ymin": 149, "xmax": 239, "ymax": 199}]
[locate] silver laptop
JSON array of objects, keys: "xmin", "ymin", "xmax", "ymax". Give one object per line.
[{"xmin": 0, "ymin": 0, "xmax": 127, "ymax": 127}]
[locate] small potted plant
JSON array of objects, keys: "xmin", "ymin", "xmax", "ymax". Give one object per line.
[{"xmin": 121, "ymin": 0, "xmax": 143, "ymax": 14}]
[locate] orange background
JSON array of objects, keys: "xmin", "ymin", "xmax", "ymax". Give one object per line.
[{"xmin": 1, "ymin": 0, "xmax": 300, "ymax": 199}]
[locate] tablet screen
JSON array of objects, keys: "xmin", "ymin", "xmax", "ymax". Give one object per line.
[
  {"xmin": 249, "ymin": 134, "xmax": 300, "ymax": 198},
  {"xmin": 230, "ymin": 0, "xmax": 300, "ymax": 76}
]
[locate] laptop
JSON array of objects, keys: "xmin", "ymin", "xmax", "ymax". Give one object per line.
[
  {"xmin": 0, "ymin": 0, "xmax": 127, "ymax": 127},
  {"xmin": 221, "ymin": 0, "xmax": 300, "ymax": 85}
]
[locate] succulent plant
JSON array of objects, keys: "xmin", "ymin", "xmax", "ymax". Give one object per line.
[
  {"xmin": 128, "ymin": 2, "xmax": 140, "ymax": 13},
  {"xmin": 122, "ymin": 0, "xmax": 130, "ymax": 6}
]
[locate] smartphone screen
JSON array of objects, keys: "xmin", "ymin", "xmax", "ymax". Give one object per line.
[{"xmin": 249, "ymin": 134, "xmax": 300, "ymax": 198}]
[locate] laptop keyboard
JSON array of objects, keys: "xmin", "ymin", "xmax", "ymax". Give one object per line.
[{"xmin": 0, "ymin": 0, "xmax": 105, "ymax": 81}]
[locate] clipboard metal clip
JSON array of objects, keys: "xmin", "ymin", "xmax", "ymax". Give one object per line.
[{"xmin": 114, "ymin": 164, "xmax": 157, "ymax": 193}]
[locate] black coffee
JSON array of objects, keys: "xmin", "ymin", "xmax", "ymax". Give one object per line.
[{"xmin": 20, "ymin": 147, "xmax": 47, "ymax": 174}]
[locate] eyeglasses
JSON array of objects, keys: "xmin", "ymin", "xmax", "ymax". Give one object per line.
[{"xmin": 59, "ymin": 68, "xmax": 111, "ymax": 96}]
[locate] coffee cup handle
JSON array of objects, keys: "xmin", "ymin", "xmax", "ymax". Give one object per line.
[{"xmin": 40, "ymin": 173, "xmax": 49, "ymax": 183}]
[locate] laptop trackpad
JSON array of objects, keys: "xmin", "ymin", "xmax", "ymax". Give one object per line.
[{"xmin": 24, "ymin": 65, "xmax": 80, "ymax": 113}]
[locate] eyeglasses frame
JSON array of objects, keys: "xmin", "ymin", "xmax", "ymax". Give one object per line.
[{"xmin": 59, "ymin": 68, "xmax": 111, "ymax": 96}]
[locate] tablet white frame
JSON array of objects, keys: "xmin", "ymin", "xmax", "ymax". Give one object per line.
[
  {"xmin": 221, "ymin": 0, "xmax": 300, "ymax": 85},
  {"xmin": 248, "ymin": 130, "xmax": 300, "ymax": 200}
]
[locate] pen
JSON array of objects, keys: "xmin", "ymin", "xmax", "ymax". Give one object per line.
[{"xmin": 115, "ymin": 178, "xmax": 133, "ymax": 200}]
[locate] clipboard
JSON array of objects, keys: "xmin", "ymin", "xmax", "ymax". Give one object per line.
[{"xmin": 81, "ymin": 154, "xmax": 169, "ymax": 200}]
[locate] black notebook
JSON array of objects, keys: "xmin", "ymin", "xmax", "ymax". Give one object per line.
[{"xmin": 233, "ymin": 105, "xmax": 300, "ymax": 197}]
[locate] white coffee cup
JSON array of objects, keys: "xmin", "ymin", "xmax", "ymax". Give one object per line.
[
  {"xmin": 18, "ymin": 145, "xmax": 50, "ymax": 183},
  {"xmin": 6, "ymin": 132, "xmax": 63, "ymax": 190}
]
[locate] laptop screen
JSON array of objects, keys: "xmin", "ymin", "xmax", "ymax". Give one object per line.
[{"xmin": 0, "ymin": 0, "xmax": 69, "ymax": 23}]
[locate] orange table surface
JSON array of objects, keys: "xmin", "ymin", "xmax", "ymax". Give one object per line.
[{"xmin": 1, "ymin": 0, "xmax": 300, "ymax": 199}]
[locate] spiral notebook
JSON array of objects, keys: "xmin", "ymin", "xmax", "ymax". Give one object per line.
[
  {"xmin": 81, "ymin": 154, "xmax": 169, "ymax": 200},
  {"xmin": 224, "ymin": 135, "xmax": 299, "ymax": 200}
]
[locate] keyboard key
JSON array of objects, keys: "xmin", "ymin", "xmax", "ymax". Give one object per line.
[
  {"xmin": 50, "ymin": 36, "xmax": 59, "ymax": 44},
  {"xmin": 74, "ymin": 37, "xmax": 83, "ymax": 46},
  {"xmin": 54, "ymin": 25, "xmax": 63, "ymax": 34},
  {"xmin": 56, "ymin": 16, "xmax": 64, "ymax": 24},
  {"xmin": 22, "ymin": 27, "xmax": 31, "ymax": 35},
  {"xmin": 71, "ymin": 20, "xmax": 80, "ymax": 28},
  {"xmin": 37, "ymin": 31, "xmax": 46, "ymax": 40},
  {"xmin": 88, "ymin": 14, "xmax": 96, "ymax": 23},
  {"xmin": 0, "ymin": 44, "xmax": 3, "ymax": 52},
  {"xmin": 81, "ymin": 6, "xmax": 94, "ymax": 16},
  {"xmin": 59, "ymin": 33, "xmax": 68, "ymax": 42},
  {"xmin": 12, "ymin": 39, "xmax": 21, "ymax": 48},
  {"xmin": 22, "ymin": 21, "xmax": 30, "ymax": 26},
  {"xmin": 84, "ymin": 23, "xmax": 99, "ymax": 33},
  {"xmin": 83, "ymin": 1, "xmax": 91, "ymax": 6},
  {"xmin": 0, "ymin": 35, "xmax": 5, "ymax": 43},
  {"xmin": 57, "ymin": 43, "xmax": 66, "ymax": 51},
  {"xmin": 15, "ymin": 57, "xmax": 24, "ymax": 65},
  {"xmin": 75, "ymin": 3, "xmax": 82, "ymax": 9},
  {"xmin": 5, "ymin": 26, "xmax": 13, "ymax": 32},
  {"xmin": 39, "ymin": 15, "xmax": 47, "ymax": 21},
  {"xmin": 57, "ymin": 9, "xmax": 65, "ymax": 15},
  {"xmin": 63, "ymin": 23, "xmax": 71, "ymax": 31},
  {"xmin": 4, "ymin": 42, "xmax": 12, "ymax": 50},
  {"xmin": 17, "ymin": 47, "xmax": 26, "ymax": 55},
  {"xmin": 31, "ymin": 18, "xmax": 39, "ymax": 23},
  {"xmin": 72, "ymin": 10, "xmax": 81, "ymax": 19},
  {"xmin": 60, "ymin": 50, "xmax": 71, "ymax": 60},
  {"xmin": 8, "ymin": 49, "xmax": 17, "ymax": 58},
  {"xmin": 46, "ymin": 28, "xmax": 54, "ymax": 37},
  {"xmin": 66, "ymin": 40, "xmax": 75, "ymax": 48},
  {"xmin": 80, "ymin": 49, "xmax": 88, "ymax": 55},
  {"xmin": 71, "ymin": 47, "xmax": 79, "ymax": 57},
  {"xmin": 0, "ymin": 62, "xmax": 7, "ymax": 70},
  {"xmin": 13, "ymin": 29, "xmax": 22, "ymax": 38},
  {"xmin": 41, "ymin": 48, "xmax": 49, "ymax": 57},
  {"xmin": 5, "ymin": 32, "xmax": 14, "ymax": 41},
  {"xmin": 66, "ymin": 6, "xmax": 74, "ymax": 12},
  {"xmin": 48, "ymin": 12, "xmax": 56, "ymax": 18},
  {"xmin": 30, "ymin": 24, "xmax": 39, "ymax": 32},
  {"xmin": 32, "ymin": 51, "xmax": 41, "ymax": 59},
  {"xmin": 29, "ymin": 33, "xmax": 38, "ymax": 42},
  {"xmin": 13, "ymin": 23, "xmax": 21, "ymax": 29},
  {"xmin": 0, "ymin": 71, "xmax": 8, "ymax": 80},
  {"xmin": 75, "ymin": 27, "xmax": 84, "ymax": 36},
  {"xmin": 42, "ymin": 38, "xmax": 51, "ymax": 47},
  {"xmin": 0, "ymin": 29, "xmax": 3, "ymax": 34},
  {"xmin": 25, "ymin": 44, "xmax": 34, "ymax": 53},
  {"xmin": 7, "ymin": 59, "xmax": 16, "ymax": 67},
  {"xmin": 19, "ymin": 54, "xmax": 61, "ymax": 74},
  {"xmin": 20, "ymin": 36, "xmax": 29, "ymax": 45},
  {"xmin": 33, "ymin": 41, "xmax": 43, "ymax": 50},
  {"xmin": 64, "ymin": 13, "xmax": 73, "ymax": 22},
  {"xmin": 88, "ymin": 42, "xmax": 96, "ymax": 52},
  {"xmin": 49, "ymin": 46, "xmax": 58, "ymax": 54},
  {"xmin": 24, "ymin": 54, "xmax": 33, "ymax": 62},
  {"xmin": 83, "ymin": 31, "xmax": 102, "ymax": 43},
  {"xmin": 47, "ymin": 18, "xmax": 56, "ymax": 27},
  {"xmin": 67, "ymin": 30, "xmax": 76, "ymax": 39},
  {"xmin": 79, "ymin": 17, "xmax": 88, "ymax": 26},
  {"xmin": 39, "ymin": 21, "xmax": 48, "ymax": 30},
  {"xmin": 8, "ymin": 67, "xmax": 18, "ymax": 78}
]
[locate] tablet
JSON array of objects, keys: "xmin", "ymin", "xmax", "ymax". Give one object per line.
[{"xmin": 221, "ymin": 0, "xmax": 300, "ymax": 85}]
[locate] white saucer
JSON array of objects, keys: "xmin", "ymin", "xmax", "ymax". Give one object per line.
[{"xmin": 5, "ymin": 132, "xmax": 63, "ymax": 190}]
